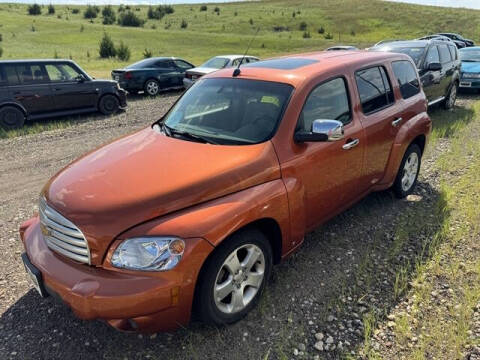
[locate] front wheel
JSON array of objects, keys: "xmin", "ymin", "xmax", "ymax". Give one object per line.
[
  {"xmin": 144, "ymin": 79, "xmax": 160, "ymax": 96},
  {"xmin": 195, "ymin": 228, "xmax": 272, "ymax": 326},
  {"xmin": 392, "ymin": 143, "xmax": 422, "ymax": 198},
  {"xmin": 0, "ymin": 106, "xmax": 25, "ymax": 130},
  {"xmin": 98, "ymin": 94, "xmax": 120, "ymax": 115},
  {"xmin": 444, "ymin": 82, "xmax": 458, "ymax": 110}
]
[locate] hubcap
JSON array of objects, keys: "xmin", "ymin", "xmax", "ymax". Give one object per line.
[
  {"xmin": 213, "ymin": 244, "xmax": 265, "ymax": 314},
  {"xmin": 147, "ymin": 81, "xmax": 159, "ymax": 95},
  {"xmin": 401, "ymin": 152, "xmax": 419, "ymax": 192}
]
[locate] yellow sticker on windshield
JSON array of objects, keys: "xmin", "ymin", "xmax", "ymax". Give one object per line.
[{"xmin": 261, "ymin": 96, "xmax": 280, "ymax": 107}]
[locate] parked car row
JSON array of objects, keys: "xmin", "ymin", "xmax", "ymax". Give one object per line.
[{"xmin": 21, "ymin": 49, "xmax": 432, "ymax": 333}]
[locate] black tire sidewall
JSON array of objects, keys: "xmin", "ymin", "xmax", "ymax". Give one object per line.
[
  {"xmin": 196, "ymin": 228, "xmax": 273, "ymax": 326},
  {"xmin": 144, "ymin": 79, "xmax": 159, "ymax": 96},
  {"xmin": 444, "ymin": 82, "xmax": 458, "ymax": 110},
  {"xmin": 0, "ymin": 106, "xmax": 25, "ymax": 130},
  {"xmin": 393, "ymin": 143, "xmax": 422, "ymax": 198},
  {"xmin": 99, "ymin": 94, "xmax": 119, "ymax": 115}
]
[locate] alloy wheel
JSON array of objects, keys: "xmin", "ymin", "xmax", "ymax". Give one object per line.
[
  {"xmin": 213, "ymin": 244, "xmax": 265, "ymax": 314},
  {"xmin": 146, "ymin": 81, "xmax": 159, "ymax": 96},
  {"xmin": 401, "ymin": 152, "xmax": 419, "ymax": 192},
  {"xmin": 447, "ymin": 85, "xmax": 457, "ymax": 109}
]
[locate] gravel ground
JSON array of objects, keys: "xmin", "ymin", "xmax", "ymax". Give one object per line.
[{"xmin": 0, "ymin": 94, "xmax": 477, "ymax": 360}]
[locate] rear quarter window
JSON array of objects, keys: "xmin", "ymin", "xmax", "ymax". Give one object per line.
[
  {"xmin": 448, "ymin": 45, "xmax": 458, "ymax": 61},
  {"xmin": 438, "ymin": 44, "xmax": 452, "ymax": 63},
  {"xmin": 392, "ymin": 61, "xmax": 421, "ymax": 99}
]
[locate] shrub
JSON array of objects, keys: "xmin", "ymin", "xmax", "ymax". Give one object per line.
[
  {"xmin": 273, "ymin": 25, "xmax": 288, "ymax": 32},
  {"xmin": 299, "ymin": 21, "xmax": 307, "ymax": 31},
  {"xmin": 99, "ymin": 32, "xmax": 116, "ymax": 58},
  {"xmin": 31, "ymin": 24, "xmax": 36, "ymax": 32},
  {"xmin": 302, "ymin": 31, "xmax": 311, "ymax": 38},
  {"xmin": 57, "ymin": 14, "xmax": 61, "ymax": 19},
  {"xmin": 324, "ymin": 32, "xmax": 333, "ymax": 40},
  {"xmin": 116, "ymin": 41, "xmax": 130, "ymax": 61},
  {"xmin": 0, "ymin": 47, "xmax": 3, "ymax": 58},
  {"xmin": 84, "ymin": 5, "xmax": 99, "ymax": 19},
  {"xmin": 48, "ymin": 4, "xmax": 55, "ymax": 14},
  {"xmin": 180, "ymin": 19, "xmax": 188, "ymax": 29},
  {"xmin": 143, "ymin": 48, "xmax": 153, "ymax": 58},
  {"xmin": 214, "ymin": 6, "xmax": 220, "ymax": 13},
  {"xmin": 118, "ymin": 5, "xmax": 125, "ymax": 12},
  {"xmin": 27, "ymin": 4, "xmax": 41, "ymax": 15},
  {"xmin": 350, "ymin": 29, "xmax": 356, "ymax": 36},
  {"xmin": 71, "ymin": 8, "xmax": 79, "ymax": 14},
  {"xmin": 200, "ymin": 5, "xmax": 207, "ymax": 11},
  {"xmin": 118, "ymin": 11, "xmax": 144, "ymax": 27},
  {"xmin": 87, "ymin": 50, "xmax": 90, "ymax": 58},
  {"xmin": 234, "ymin": 11, "xmax": 238, "ymax": 16},
  {"xmin": 80, "ymin": 24, "xmax": 84, "ymax": 32},
  {"xmin": 0, "ymin": 34, "xmax": 2, "ymax": 42},
  {"xmin": 148, "ymin": 5, "xmax": 174, "ymax": 20},
  {"xmin": 102, "ymin": 5, "xmax": 116, "ymax": 25},
  {"xmin": 318, "ymin": 26, "xmax": 325, "ymax": 34},
  {"xmin": 249, "ymin": 18, "xmax": 253, "ymax": 25},
  {"xmin": 54, "ymin": 50, "xmax": 59, "ymax": 59},
  {"xmin": 292, "ymin": 11, "xmax": 295, "ymax": 18}
]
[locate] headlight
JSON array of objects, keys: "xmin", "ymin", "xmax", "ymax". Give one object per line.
[{"xmin": 111, "ymin": 237, "xmax": 185, "ymax": 271}]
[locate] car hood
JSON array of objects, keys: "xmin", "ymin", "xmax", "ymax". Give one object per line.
[
  {"xmin": 187, "ymin": 67, "xmax": 220, "ymax": 75},
  {"xmin": 91, "ymin": 79, "xmax": 118, "ymax": 86},
  {"xmin": 43, "ymin": 127, "xmax": 280, "ymax": 264},
  {"xmin": 461, "ymin": 61, "xmax": 480, "ymax": 73}
]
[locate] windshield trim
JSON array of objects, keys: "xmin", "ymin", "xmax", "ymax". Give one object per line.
[{"xmin": 154, "ymin": 77, "xmax": 295, "ymax": 146}]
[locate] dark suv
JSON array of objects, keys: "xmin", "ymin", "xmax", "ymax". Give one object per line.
[
  {"xmin": 0, "ymin": 60, "xmax": 127, "ymax": 129},
  {"xmin": 371, "ymin": 39, "xmax": 460, "ymax": 109}
]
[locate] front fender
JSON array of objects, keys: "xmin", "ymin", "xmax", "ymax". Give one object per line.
[
  {"xmin": 117, "ymin": 179, "xmax": 292, "ymax": 254},
  {"xmin": 379, "ymin": 111, "xmax": 432, "ymax": 188}
]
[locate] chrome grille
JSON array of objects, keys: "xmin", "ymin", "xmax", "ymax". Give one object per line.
[{"xmin": 39, "ymin": 198, "xmax": 91, "ymax": 264}]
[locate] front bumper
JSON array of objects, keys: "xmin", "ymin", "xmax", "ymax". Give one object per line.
[
  {"xmin": 20, "ymin": 217, "xmax": 213, "ymax": 332},
  {"xmin": 117, "ymin": 89, "xmax": 128, "ymax": 108},
  {"xmin": 459, "ymin": 78, "xmax": 480, "ymax": 88}
]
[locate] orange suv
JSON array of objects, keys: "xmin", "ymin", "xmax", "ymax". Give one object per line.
[{"xmin": 20, "ymin": 51, "xmax": 431, "ymax": 333}]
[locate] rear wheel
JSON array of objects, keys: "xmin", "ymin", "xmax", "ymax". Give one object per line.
[
  {"xmin": 392, "ymin": 143, "xmax": 422, "ymax": 198},
  {"xmin": 444, "ymin": 82, "xmax": 458, "ymax": 110},
  {"xmin": 0, "ymin": 106, "xmax": 25, "ymax": 130},
  {"xmin": 144, "ymin": 79, "xmax": 160, "ymax": 96},
  {"xmin": 196, "ymin": 228, "xmax": 272, "ymax": 326},
  {"xmin": 98, "ymin": 94, "xmax": 120, "ymax": 115}
]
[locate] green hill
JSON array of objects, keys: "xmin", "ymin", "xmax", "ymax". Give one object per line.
[{"xmin": 0, "ymin": 0, "xmax": 478, "ymax": 78}]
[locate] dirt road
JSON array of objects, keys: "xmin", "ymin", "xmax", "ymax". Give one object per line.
[{"xmin": 0, "ymin": 94, "xmax": 476, "ymax": 359}]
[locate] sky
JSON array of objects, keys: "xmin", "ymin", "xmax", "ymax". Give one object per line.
[
  {"xmin": 0, "ymin": 0, "xmax": 244, "ymax": 4},
  {"xmin": 387, "ymin": 0, "xmax": 480, "ymax": 10}
]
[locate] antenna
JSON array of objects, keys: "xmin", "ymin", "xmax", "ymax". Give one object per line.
[{"xmin": 233, "ymin": 27, "xmax": 260, "ymax": 77}]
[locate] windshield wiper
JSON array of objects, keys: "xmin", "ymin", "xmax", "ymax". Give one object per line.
[{"xmin": 163, "ymin": 124, "xmax": 219, "ymax": 145}]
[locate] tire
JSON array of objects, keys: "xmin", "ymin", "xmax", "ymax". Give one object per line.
[
  {"xmin": 444, "ymin": 82, "xmax": 458, "ymax": 110},
  {"xmin": 195, "ymin": 228, "xmax": 273, "ymax": 326},
  {"xmin": 98, "ymin": 94, "xmax": 120, "ymax": 115},
  {"xmin": 144, "ymin": 79, "xmax": 160, "ymax": 96},
  {"xmin": 392, "ymin": 143, "xmax": 422, "ymax": 198},
  {"xmin": 0, "ymin": 106, "xmax": 25, "ymax": 130}
]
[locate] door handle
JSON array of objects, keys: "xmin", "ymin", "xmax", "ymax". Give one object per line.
[
  {"xmin": 392, "ymin": 117, "xmax": 403, "ymax": 127},
  {"xmin": 342, "ymin": 138, "xmax": 359, "ymax": 150}
]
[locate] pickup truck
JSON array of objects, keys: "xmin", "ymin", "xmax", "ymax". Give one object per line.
[{"xmin": 20, "ymin": 51, "xmax": 431, "ymax": 333}]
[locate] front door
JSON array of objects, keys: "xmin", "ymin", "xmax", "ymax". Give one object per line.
[
  {"xmin": 173, "ymin": 59, "xmax": 194, "ymax": 86},
  {"xmin": 419, "ymin": 45, "xmax": 443, "ymax": 102},
  {"xmin": 437, "ymin": 43, "xmax": 455, "ymax": 96},
  {"xmin": 45, "ymin": 62, "xmax": 97, "ymax": 111},
  {"xmin": 289, "ymin": 76, "xmax": 366, "ymax": 230},
  {"xmin": 3, "ymin": 63, "xmax": 54, "ymax": 115}
]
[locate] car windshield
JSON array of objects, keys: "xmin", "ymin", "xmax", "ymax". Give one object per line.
[
  {"xmin": 374, "ymin": 46, "xmax": 425, "ymax": 66},
  {"xmin": 127, "ymin": 59, "xmax": 158, "ymax": 69},
  {"xmin": 161, "ymin": 78, "xmax": 293, "ymax": 145},
  {"xmin": 201, "ymin": 57, "xmax": 230, "ymax": 69},
  {"xmin": 460, "ymin": 49, "xmax": 480, "ymax": 62}
]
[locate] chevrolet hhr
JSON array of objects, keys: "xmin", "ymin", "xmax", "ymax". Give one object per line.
[{"xmin": 20, "ymin": 51, "xmax": 432, "ymax": 332}]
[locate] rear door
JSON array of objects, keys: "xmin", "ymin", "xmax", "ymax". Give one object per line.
[
  {"xmin": 4, "ymin": 63, "xmax": 54, "ymax": 115},
  {"xmin": 438, "ymin": 43, "xmax": 454, "ymax": 96},
  {"xmin": 156, "ymin": 60, "xmax": 181, "ymax": 89},
  {"xmin": 354, "ymin": 65, "xmax": 399, "ymax": 185},
  {"xmin": 173, "ymin": 59, "xmax": 194, "ymax": 85},
  {"xmin": 419, "ymin": 45, "xmax": 443, "ymax": 102},
  {"xmin": 45, "ymin": 62, "xmax": 97, "ymax": 111},
  {"xmin": 0, "ymin": 66, "xmax": 10, "ymax": 103}
]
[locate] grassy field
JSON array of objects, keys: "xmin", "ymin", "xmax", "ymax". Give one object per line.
[{"xmin": 0, "ymin": 0, "xmax": 479, "ymax": 78}]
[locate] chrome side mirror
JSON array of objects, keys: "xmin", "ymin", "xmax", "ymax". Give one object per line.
[
  {"xmin": 295, "ymin": 119, "xmax": 344, "ymax": 142},
  {"xmin": 312, "ymin": 119, "xmax": 345, "ymax": 141}
]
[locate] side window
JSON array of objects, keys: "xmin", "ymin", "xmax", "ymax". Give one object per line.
[
  {"xmin": 425, "ymin": 46, "xmax": 440, "ymax": 65},
  {"xmin": 448, "ymin": 45, "xmax": 458, "ymax": 61},
  {"xmin": 174, "ymin": 60, "xmax": 192, "ymax": 69},
  {"xmin": 15, "ymin": 64, "xmax": 48, "ymax": 84},
  {"xmin": 0, "ymin": 66, "xmax": 6, "ymax": 86},
  {"xmin": 392, "ymin": 61, "xmax": 420, "ymax": 99},
  {"xmin": 3, "ymin": 65, "xmax": 20, "ymax": 85},
  {"xmin": 438, "ymin": 45, "xmax": 452, "ymax": 63},
  {"xmin": 232, "ymin": 58, "xmax": 241, "ymax": 67},
  {"xmin": 297, "ymin": 77, "xmax": 351, "ymax": 132},
  {"xmin": 355, "ymin": 66, "xmax": 394, "ymax": 115},
  {"xmin": 248, "ymin": 58, "xmax": 259, "ymax": 64},
  {"xmin": 46, "ymin": 64, "xmax": 81, "ymax": 82}
]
